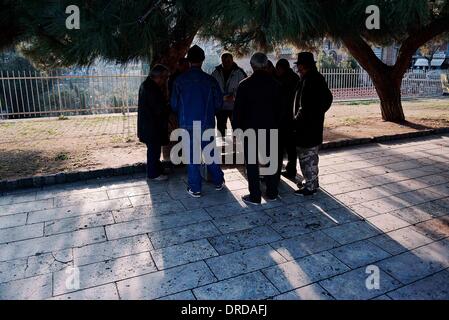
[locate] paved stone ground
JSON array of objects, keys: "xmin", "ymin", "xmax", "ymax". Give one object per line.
[{"xmin": 0, "ymin": 134, "xmax": 448, "ymax": 300}]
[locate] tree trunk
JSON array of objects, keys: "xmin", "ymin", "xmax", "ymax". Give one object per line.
[
  {"xmin": 341, "ymin": 35, "xmax": 407, "ymax": 123},
  {"xmin": 151, "ymin": 35, "xmax": 196, "ymax": 72},
  {"xmin": 371, "ymin": 70, "xmax": 405, "ymax": 122}
]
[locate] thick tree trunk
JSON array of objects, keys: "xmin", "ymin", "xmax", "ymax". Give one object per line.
[
  {"xmin": 342, "ymin": 35, "xmax": 407, "ymax": 122},
  {"xmin": 371, "ymin": 71, "xmax": 405, "ymax": 122},
  {"xmin": 151, "ymin": 35, "xmax": 196, "ymax": 72}
]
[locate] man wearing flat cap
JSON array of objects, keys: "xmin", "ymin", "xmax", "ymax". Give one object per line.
[{"xmin": 293, "ymin": 52, "xmax": 333, "ymax": 196}]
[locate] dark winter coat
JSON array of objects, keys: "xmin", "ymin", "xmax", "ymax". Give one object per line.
[
  {"xmin": 233, "ymin": 70, "xmax": 284, "ymax": 131},
  {"xmin": 293, "ymin": 68, "xmax": 333, "ymax": 148},
  {"xmin": 277, "ymin": 68, "xmax": 300, "ymax": 127},
  {"xmin": 137, "ymin": 78, "xmax": 170, "ymax": 145}
]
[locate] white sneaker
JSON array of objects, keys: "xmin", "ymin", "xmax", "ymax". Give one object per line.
[
  {"xmin": 215, "ymin": 182, "xmax": 226, "ymax": 191},
  {"xmin": 149, "ymin": 175, "xmax": 168, "ymax": 182},
  {"xmin": 187, "ymin": 188, "xmax": 202, "ymax": 198}
]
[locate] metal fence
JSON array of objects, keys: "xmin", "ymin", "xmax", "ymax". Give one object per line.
[
  {"xmin": 321, "ymin": 68, "xmax": 445, "ymax": 101},
  {"xmin": 0, "ymin": 70, "xmax": 145, "ymax": 119},
  {"xmin": 0, "ymin": 68, "xmax": 446, "ymax": 119}
]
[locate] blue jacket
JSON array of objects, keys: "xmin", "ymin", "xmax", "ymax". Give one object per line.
[{"xmin": 171, "ymin": 67, "xmax": 223, "ymax": 130}]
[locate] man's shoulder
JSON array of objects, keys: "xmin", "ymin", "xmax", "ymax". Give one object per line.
[
  {"xmin": 212, "ymin": 65, "xmax": 223, "ymax": 74},
  {"xmin": 309, "ymin": 70, "xmax": 326, "ymax": 81},
  {"xmin": 203, "ymin": 72, "xmax": 221, "ymax": 85},
  {"xmin": 238, "ymin": 75, "xmax": 253, "ymax": 88},
  {"xmin": 141, "ymin": 78, "xmax": 156, "ymax": 91},
  {"xmin": 288, "ymin": 70, "xmax": 300, "ymax": 82},
  {"xmin": 233, "ymin": 66, "xmax": 247, "ymax": 77}
]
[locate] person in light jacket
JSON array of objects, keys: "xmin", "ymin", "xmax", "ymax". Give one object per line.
[{"xmin": 211, "ymin": 53, "xmax": 247, "ymax": 138}]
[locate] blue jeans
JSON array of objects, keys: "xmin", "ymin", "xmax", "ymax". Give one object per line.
[
  {"xmin": 185, "ymin": 130, "xmax": 224, "ymax": 193},
  {"xmin": 146, "ymin": 143, "xmax": 162, "ymax": 179}
]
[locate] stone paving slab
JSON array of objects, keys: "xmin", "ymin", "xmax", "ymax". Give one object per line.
[
  {"xmin": 0, "ymin": 227, "xmax": 106, "ymax": 262},
  {"xmin": 386, "ymin": 269, "xmax": 449, "ymax": 300},
  {"xmin": 319, "ymin": 267, "xmax": 402, "ymax": 300},
  {"xmin": 50, "ymin": 284, "xmax": 120, "ymax": 300},
  {"xmin": 73, "ymin": 235, "xmax": 153, "ymax": 266},
  {"xmin": 0, "ymin": 274, "xmax": 53, "ymax": 300},
  {"xmin": 413, "ymin": 217, "xmax": 449, "ymax": 241},
  {"xmin": 151, "ymin": 239, "xmax": 218, "ymax": 269},
  {"xmin": 112, "ymin": 202, "xmax": 187, "ymax": 222},
  {"xmin": 0, "ymin": 251, "xmax": 72, "ymax": 285},
  {"xmin": 193, "ymin": 272, "xmax": 279, "ymax": 300},
  {"xmin": 149, "ymin": 221, "xmax": 222, "ymax": 250},
  {"xmin": 212, "ymin": 212, "xmax": 274, "ymax": 234},
  {"xmin": 44, "ymin": 212, "xmax": 115, "ymax": 236},
  {"xmin": 0, "ymin": 198, "xmax": 54, "ymax": 216},
  {"xmin": 378, "ymin": 239, "xmax": 449, "ymax": 285},
  {"xmin": 0, "ymin": 223, "xmax": 44, "ymax": 244},
  {"xmin": 270, "ymin": 231, "xmax": 340, "ymax": 261},
  {"xmin": 366, "ymin": 214, "xmax": 410, "ymax": 233},
  {"xmin": 208, "ymin": 226, "xmax": 283, "ymax": 255},
  {"xmin": 205, "ymin": 245, "xmax": 287, "ymax": 280},
  {"xmin": 116, "ymin": 261, "xmax": 217, "ymax": 300},
  {"xmin": 204, "ymin": 201, "xmax": 255, "ymax": 219},
  {"xmin": 54, "ymin": 191, "xmax": 109, "ymax": 208},
  {"xmin": 157, "ymin": 290, "xmax": 196, "ymax": 301},
  {"xmin": 273, "ymin": 284, "xmax": 334, "ymax": 300},
  {"xmin": 53, "ymin": 252, "xmax": 157, "ymax": 296},
  {"xmin": 105, "ymin": 209, "xmax": 212, "ymax": 240},
  {"xmin": 263, "ymin": 204, "xmax": 312, "ymax": 222},
  {"xmin": 368, "ymin": 226, "xmax": 434, "ymax": 255},
  {"xmin": 0, "ymin": 134, "xmax": 448, "ymax": 300},
  {"xmin": 329, "ymin": 240, "xmax": 391, "ymax": 269},
  {"xmin": 262, "ymin": 252, "xmax": 350, "ymax": 293},
  {"xmin": 322, "ymin": 221, "xmax": 381, "ymax": 245},
  {"xmin": 0, "ymin": 213, "xmax": 28, "ymax": 229},
  {"xmin": 271, "ymin": 215, "xmax": 337, "ymax": 238},
  {"xmin": 27, "ymin": 198, "xmax": 132, "ymax": 224}
]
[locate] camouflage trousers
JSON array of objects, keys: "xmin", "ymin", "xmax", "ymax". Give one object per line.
[{"xmin": 297, "ymin": 146, "xmax": 320, "ymax": 191}]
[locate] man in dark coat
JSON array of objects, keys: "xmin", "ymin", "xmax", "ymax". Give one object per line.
[
  {"xmin": 138, "ymin": 64, "xmax": 171, "ymax": 181},
  {"xmin": 233, "ymin": 53, "xmax": 283, "ymax": 205},
  {"xmin": 276, "ymin": 59, "xmax": 300, "ymax": 179},
  {"xmin": 293, "ymin": 52, "xmax": 333, "ymax": 196}
]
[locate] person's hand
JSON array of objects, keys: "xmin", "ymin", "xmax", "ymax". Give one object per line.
[{"xmin": 224, "ymin": 95, "xmax": 235, "ymax": 102}]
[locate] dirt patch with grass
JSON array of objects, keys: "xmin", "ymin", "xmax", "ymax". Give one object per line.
[{"xmin": 1, "ymin": 98, "xmax": 448, "ymax": 181}]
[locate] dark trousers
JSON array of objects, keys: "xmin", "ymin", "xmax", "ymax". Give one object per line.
[
  {"xmin": 216, "ymin": 110, "xmax": 234, "ymax": 138},
  {"xmin": 146, "ymin": 143, "xmax": 163, "ymax": 179},
  {"xmin": 280, "ymin": 129, "xmax": 298, "ymax": 175},
  {"xmin": 244, "ymin": 134, "xmax": 280, "ymax": 201}
]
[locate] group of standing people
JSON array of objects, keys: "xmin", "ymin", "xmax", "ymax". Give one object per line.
[{"xmin": 138, "ymin": 45, "xmax": 333, "ymax": 204}]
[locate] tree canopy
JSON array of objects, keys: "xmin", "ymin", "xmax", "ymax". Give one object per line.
[
  {"xmin": 1, "ymin": 0, "xmax": 223, "ymax": 68},
  {"xmin": 1, "ymin": 0, "xmax": 449, "ymax": 121}
]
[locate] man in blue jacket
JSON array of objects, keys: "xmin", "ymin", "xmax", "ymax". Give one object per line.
[{"xmin": 171, "ymin": 45, "xmax": 225, "ymax": 198}]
